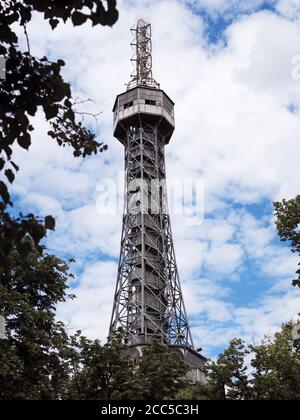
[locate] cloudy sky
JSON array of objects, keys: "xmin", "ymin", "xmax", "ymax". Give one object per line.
[{"xmin": 12, "ymin": 0, "xmax": 300, "ymax": 357}]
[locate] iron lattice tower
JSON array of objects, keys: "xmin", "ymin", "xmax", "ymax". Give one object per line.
[{"xmin": 109, "ymin": 20, "xmax": 195, "ymax": 350}]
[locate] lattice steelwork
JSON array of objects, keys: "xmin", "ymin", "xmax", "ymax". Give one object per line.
[
  {"xmin": 109, "ymin": 20, "xmax": 194, "ymax": 349},
  {"xmin": 128, "ymin": 19, "xmax": 160, "ymax": 90}
]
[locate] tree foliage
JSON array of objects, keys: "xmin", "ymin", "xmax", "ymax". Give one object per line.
[
  {"xmin": 0, "ymin": 0, "xmax": 118, "ymax": 268},
  {"xmin": 1, "ymin": 244, "xmax": 300, "ymax": 402},
  {"xmin": 178, "ymin": 323, "xmax": 300, "ymax": 401},
  {"xmin": 204, "ymin": 339, "xmax": 250, "ymax": 400},
  {"xmin": 66, "ymin": 331, "xmax": 136, "ymax": 400},
  {"xmin": 0, "ymin": 240, "xmax": 75, "ymax": 399},
  {"xmin": 0, "ymin": 241, "xmax": 189, "ymax": 401},
  {"xmin": 250, "ymin": 323, "xmax": 300, "ymax": 400},
  {"xmin": 124, "ymin": 341, "xmax": 188, "ymax": 400},
  {"xmin": 274, "ymin": 195, "xmax": 300, "ymax": 288},
  {"xmin": 178, "ymin": 339, "xmax": 250, "ymax": 401},
  {"xmin": 66, "ymin": 338, "xmax": 189, "ymax": 401}
]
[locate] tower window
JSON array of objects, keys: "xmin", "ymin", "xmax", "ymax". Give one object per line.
[
  {"xmin": 145, "ymin": 99, "xmax": 156, "ymax": 106},
  {"xmin": 124, "ymin": 101, "xmax": 134, "ymax": 109}
]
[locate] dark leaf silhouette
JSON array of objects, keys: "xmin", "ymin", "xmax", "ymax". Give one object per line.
[{"xmin": 0, "ymin": 0, "xmax": 118, "ymax": 267}]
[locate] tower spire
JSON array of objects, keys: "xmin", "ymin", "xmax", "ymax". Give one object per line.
[{"xmin": 128, "ymin": 19, "xmax": 160, "ymax": 90}]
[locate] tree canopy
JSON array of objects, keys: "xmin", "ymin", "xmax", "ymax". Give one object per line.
[
  {"xmin": 0, "ymin": 0, "xmax": 118, "ymax": 269},
  {"xmin": 124, "ymin": 341, "xmax": 188, "ymax": 400},
  {"xmin": 177, "ymin": 323, "xmax": 300, "ymax": 401},
  {"xmin": 0, "ymin": 240, "xmax": 75, "ymax": 399},
  {"xmin": 1, "ymin": 242, "xmax": 299, "ymax": 400},
  {"xmin": 0, "ymin": 240, "xmax": 189, "ymax": 400},
  {"xmin": 274, "ymin": 195, "xmax": 300, "ymax": 288}
]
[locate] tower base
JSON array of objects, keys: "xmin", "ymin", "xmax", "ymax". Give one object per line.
[{"xmin": 126, "ymin": 344, "xmax": 207, "ymax": 384}]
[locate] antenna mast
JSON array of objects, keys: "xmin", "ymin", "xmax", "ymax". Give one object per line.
[{"xmin": 128, "ymin": 19, "xmax": 160, "ymax": 90}]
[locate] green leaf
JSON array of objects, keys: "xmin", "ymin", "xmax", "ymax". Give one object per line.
[
  {"xmin": 48, "ymin": 130, "xmax": 56, "ymax": 139},
  {"xmin": 0, "ymin": 158, "xmax": 5, "ymax": 170},
  {"xmin": 10, "ymin": 161, "xmax": 19, "ymax": 172},
  {"xmin": 72, "ymin": 11, "xmax": 88, "ymax": 26},
  {"xmin": 17, "ymin": 239, "xmax": 34, "ymax": 257},
  {"xmin": 64, "ymin": 109, "xmax": 75, "ymax": 122},
  {"xmin": 0, "ymin": 181, "xmax": 10, "ymax": 204},
  {"xmin": 5, "ymin": 169, "xmax": 15, "ymax": 184},
  {"xmin": 30, "ymin": 0, "xmax": 48, "ymax": 13},
  {"xmin": 30, "ymin": 222, "xmax": 46, "ymax": 243},
  {"xmin": 64, "ymin": 98, "xmax": 72, "ymax": 108},
  {"xmin": 17, "ymin": 133, "xmax": 31, "ymax": 150},
  {"xmin": 45, "ymin": 215, "xmax": 56, "ymax": 231},
  {"xmin": 27, "ymin": 103, "xmax": 38, "ymax": 117},
  {"xmin": 44, "ymin": 105, "xmax": 59, "ymax": 121},
  {"xmin": 49, "ymin": 18, "xmax": 59, "ymax": 30}
]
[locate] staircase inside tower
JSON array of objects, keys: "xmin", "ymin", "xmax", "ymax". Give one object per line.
[{"xmin": 126, "ymin": 125, "xmax": 169, "ymax": 344}]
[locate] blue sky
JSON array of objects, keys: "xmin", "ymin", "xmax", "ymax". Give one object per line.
[
  {"xmin": 186, "ymin": 0, "xmax": 278, "ymax": 43},
  {"xmin": 11, "ymin": 0, "xmax": 300, "ymax": 357}
]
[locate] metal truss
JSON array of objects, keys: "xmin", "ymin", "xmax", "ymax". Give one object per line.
[
  {"xmin": 109, "ymin": 122, "xmax": 194, "ymax": 348},
  {"xmin": 128, "ymin": 19, "xmax": 160, "ymax": 90}
]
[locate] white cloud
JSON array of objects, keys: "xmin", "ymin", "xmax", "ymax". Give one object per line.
[
  {"xmin": 57, "ymin": 261, "xmax": 118, "ymax": 341},
  {"xmin": 235, "ymin": 289, "xmax": 300, "ymax": 340},
  {"xmin": 277, "ymin": 0, "xmax": 300, "ymax": 20}
]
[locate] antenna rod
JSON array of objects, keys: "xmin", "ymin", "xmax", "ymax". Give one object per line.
[{"xmin": 128, "ymin": 19, "xmax": 160, "ymax": 90}]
